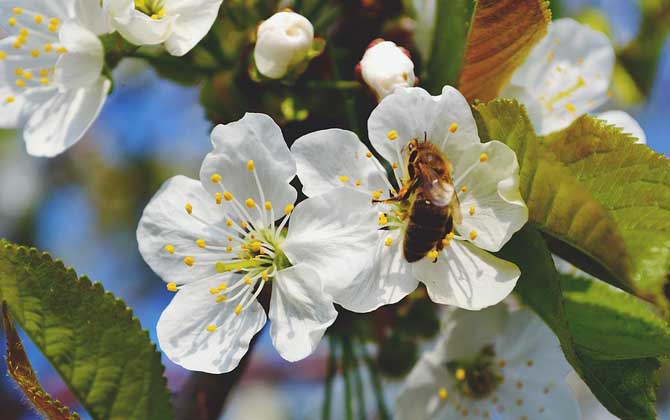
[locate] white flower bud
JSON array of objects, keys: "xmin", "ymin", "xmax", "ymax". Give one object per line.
[
  {"xmin": 254, "ymin": 11, "xmax": 314, "ymax": 79},
  {"xmin": 359, "ymin": 40, "xmax": 416, "ymax": 100}
]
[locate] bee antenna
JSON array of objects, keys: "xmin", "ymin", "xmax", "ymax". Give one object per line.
[{"xmin": 423, "ymin": 131, "xmax": 428, "ymax": 143}]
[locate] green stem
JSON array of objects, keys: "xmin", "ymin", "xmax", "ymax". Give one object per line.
[
  {"xmin": 360, "ymin": 340, "xmax": 390, "ymax": 420},
  {"xmin": 342, "ymin": 338, "xmax": 353, "ymax": 420},
  {"xmin": 322, "ymin": 337, "xmax": 337, "ymax": 420}
]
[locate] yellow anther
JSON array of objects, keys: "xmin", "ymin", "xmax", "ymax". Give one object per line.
[
  {"xmin": 245, "ymin": 198, "xmax": 256, "ymax": 208},
  {"xmin": 5, "ymin": 96, "xmax": 15, "ymax": 103},
  {"xmin": 164, "ymin": 244, "xmax": 175, "ymax": 254},
  {"xmin": 209, "ymin": 288, "xmax": 219, "ymax": 295},
  {"xmin": 151, "ymin": 13, "xmax": 160, "ymax": 19},
  {"xmin": 23, "ymin": 71, "xmax": 33, "ymax": 80},
  {"xmin": 217, "ymin": 191, "xmax": 232, "ymax": 202},
  {"xmin": 447, "ymin": 231, "xmax": 455, "ymax": 240},
  {"xmin": 246, "ymin": 160, "xmax": 255, "ymax": 171},
  {"xmin": 339, "ymin": 175, "xmax": 349, "ymax": 183},
  {"xmin": 250, "ymin": 241, "xmax": 262, "ymax": 252},
  {"xmin": 184, "ymin": 256, "xmax": 195, "ymax": 266},
  {"xmin": 206, "ymin": 324, "xmax": 217, "ymax": 332},
  {"xmin": 215, "ymin": 261, "xmax": 226, "ymax": 272},
  {"xmin": 8, "ymin": 17, "xmax": 17, "ymax": 26},
  {"xmin": 378, "ymin": 213, "xmax": 388, "ymax": 225},
  {"xmin": 455, "ymin": 368, "xmax": 466, "ymax": 381},
  {"xmin": 387, "ymin": 130, "xmax": 398, "ymax": 141},
  {"xmin": 15, "ymin": 79, "xmax": 25, "ymax": 88},
  {"xmin": 479, "ymin": 153, "xmax": 488, "ymax": 163},
  {"xmin": 264, "ymin": 201, "xmax": 272, "ymax": 210},
  {"xmin": 469, "ymin": 230, "xmax": 478, "ymax": 241},
  {"xmin": 215, "ymin": 294, "xmax": 227, "ymax": 303},
  {"xmin": 158, "ymin": 8, "xmax": 166, "ymax": 17},
  {"xmin": 384, "ymin": 237, "xmax": 393, "ymax": 247},
  {"xmin": 39, "ymin": 68, "xmax": 49, "ymax": 77},
  {"xmin": 366, "ymin": 151, "xmax": 373, "ymax": 158},
  {"xmin": 218, "ymin": 283, "xmax": 228, "ymax": 291},
  {"xmin": 240, "ymin": 221, "xmax": 249, "ymax": 229},
  {"xmin": 244, "ymin": 276, "xmax": 252, "ymax": 285},
  {"xmin": 227, "ymin": 236, "xmax": 233, "ymax": 242},
  {"xmin": 13, "ymin": 40, "xmax": 22, "ymax": 49},
  {"xmin": 56, "ymin": 47, "xmax": 67, "ymax": 54},
  {"xmin": 284, "ymin": 204, "xmax": 294, "ymax": 215},
  {"xmin": 355, "ymin": 180, "xmax": 362, "ymax": 187},
  {"xmin": 438, "ymin": 387, "xmax": 449, "ymax": 400},
  {"xmin": 19, "ymin": 28, "xmax": 29, "ymax": 37},
  {"xmin": 234, "ymin": 304, "xmax": 243, "ymax": 315},
  {"xmin": 44, "ymin": 43, "xmax": 53, "ymax": 52},
  {"xmin": 469, "ymin": 206, "xmax": 475, "ymax": 216},
  {"xmin": 565, "ymin": 103, "xmax": 576, "ymax": 113},
  {"xmin": 34, "ymin": 15, "xmax": 44, "ymax": 24},
  {"xmin": 166, "ymin": 282, "xmax": 178, "ymax": 292},
  {"xmin": 210, "ymin": 173, "xmax": 222, "ymax": 183},
  {"xmin": 15, "ymin": 68, "xmax": 23, "ymax": 76},
  {"xmin": 40, "ymin": 77, "xmax": 49, "ymax": 85},
  {"xmin": 441, "ymin": 237, "xmax": 451, "ymax": 247},
  {"xmin": 261, "ymin": 271, "xmax": 269, "ymax": 281},
  {"xmin": 31, "ymin": 49, "xmax": 40, "ymax": 58},
  {"xmin": 449, "ymin": 122, "xmax": 459, "ymax": 133},
  {"xmin": 427, "ymin": 250, "xmax": 439, "ymax": 260},
  {"xmin": 460, "ymin": 185, "xmax": 468, "ymax": 193},
  {"xmin": 12, "ymin": 7, "xmax": 23, "ymax": 14},
  {"xmin": 392, "ymin": 162, "xmax": 399, "ymax": 169},
  {"xmin": 48, "ymin": 23, "xmax": 58, "ymax": 32},
  {"xmin": 371, "ymin": 190, "xmax": 381, "ymax": 200},
  {"xmin": 215, "ymin": 192, "xmax": 222, "ymax": 204},
  {"xmin": 0, "ymin": 51, "xmax": 6, "ymax": 60},
  {"xmin": 196, "ymin": 239, "xmax": 206, "ymax": 248},
  {"xmin": 185, "ymin": 203, "xmax": 193, "ymax": 214},
  {"xmin": 225, "ymin": 245, "xmax": 232, "ymax": 252},
  {"xmin": 50, "ymin": 17, "xmax": 60, "ymax": 25},
  {"xmin": 226, "ymin": 218, "xmax": 234, "ymax": 227}
]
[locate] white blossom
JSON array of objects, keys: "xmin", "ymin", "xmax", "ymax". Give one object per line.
[
  {"xmin": 395, "ymin": 304, "xmax": 581, "ymax": 420},
  {"xmin": 292, "ymin": 86, "xmax": 527, "ymax": 312},
  {"xmin": 358, "ymin": 39, "xmax": 416, "ymax": 100},
  {"xmin": 254, "ymin": 11, "xmax": 314, "ymax": 79},
  {"xmin": 0, "ymin": 0, "xmax": 111, "ymax": 157},
  {"xmin": 137, "ymin": 113, "xmax": 378, "ymax": 373},
  {"xmin": 104, "ymin": 0, "xmax": 224, "ymax": 57}
]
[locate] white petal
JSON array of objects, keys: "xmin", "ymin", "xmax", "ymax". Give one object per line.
[
  {"xmin": 254, "ymin": 11, "xmax": 314, "ymax": 79},
  {"xmin": 0, "ymin": 92, "xmax": 23, "ymax": 129},
  {"xmin": 164, "ymin": 0, "xmax": 224, "ymax": 56},
  {"xmin": 440, "ymin": 304, "xmax": 509, "ymax": 360},
  {"xmin": 496, "ymin": 378, "xmax": 580, "ymax": 420},
  {"xmin": 269, "ymin": 264, "xmax": 337, "ymax": 362},
  {"xmin": 157, "ymin": 275, "xmax": 266, "ymax": 373},
  {"xmin": 451, "ymin": 140, "xmax": 528, "ymax": 252},
  {"xmin": 414, "ymin": 240, "xmax": 519, "ymax": 309},
  {"xmin": 105, "ymin": 0, "xmax": 175, "ymax": 46},
  {"xmin": 74, "ymin": 0, "xmax": 113, "ymax": 35},
  {"xmin": 368, "ymin": 86, "xmax": 480, "ymax": 179},
  {"xmin": 136, "ymin": 175, "xmax": 236, "ymax": 286},
  {"xmin": 56, "ymin": 20, "xmax": 105, "ymax": 89},
  {"xmin": 595, "ymin": 110, "xmax": 646, "ymax": 145},
  {"xmin": 22, "ymin": 77, "xmax": 110, "ymax": 157},
  {"xmin": 395, "ymin": 357, "xmax": 448, "ymax": 420},
  {"xmin": 282, "ymin": 188, "xmax": 379, "ymax": 298},
  {"xmin": 502, "ymin": 18, "xmax": 614, "ymax": 135},
  {"xmin": 291, "ymin": 129, "xmax": 389, "ymax": 197},
  {"xmin": 200, "ymin": 113, "xmax": 296, "ymax": 225},
  {"xmin": 334, "ymin": 229, "xmax": 418, "ymax": 312}
]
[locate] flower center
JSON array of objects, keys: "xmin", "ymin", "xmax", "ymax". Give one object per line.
[
  {"xmin": 0, "ymin": 6, "xmax": 67, "ymax": 104},
  {"xmin": 134, "ymin": 0, "xmax": 166, "ymax": 19},
  {"xmin": 445, "ymin": 344, "xmax": 502, "ymax": 399}
]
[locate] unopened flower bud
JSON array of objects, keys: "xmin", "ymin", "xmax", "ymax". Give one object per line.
[
  {"xmin": 358, "ymin": 39, "xmax": 416, "ymax": 100},
  {"xmin": 254, "ymin": 11, "xmax": 314, "ymax": 79}
]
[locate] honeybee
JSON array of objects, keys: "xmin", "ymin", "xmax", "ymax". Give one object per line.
[{"xmin": 379, "ymin": 136, "xmax": 462, "ymax": 263}]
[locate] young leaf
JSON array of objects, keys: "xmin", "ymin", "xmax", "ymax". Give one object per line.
[
  {"xmin": 2, "ymin": 302, "xmax": 80, "ymax": 420},
  {"xmin": 542, "ymin": 115, "xmax": 670, "ymax": 309},
  {"xmin": 499, "ymin": 226, "xmax": 660, "ymax": 420},
  {"xmin": 473, "ymin": 99, "xmax": 635, "ymax": 293},
  {"xmin": 426, "ymin": 0, "xmax": 551, "ymax": 101},
  {"xmin": 0, "ymin": 241, "xmax": 173, "ymax": 420},
  {"xmin": 560, "ymin": 274, "xmax": 670, "ymax": 360}
]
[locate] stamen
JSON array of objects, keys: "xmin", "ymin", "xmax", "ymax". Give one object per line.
[
  {"xmin": 166, "ymin": 282, "xmax": 178, "ymax": 292},
  {"xmin": 234, "ymin": 304, "xmax": 243, "ymax": 315},
  {"xmin": 264, "ymin": 201, "xmax": 272, "ymax": 210},
  {"xmin": 372, "ymin": 190, "xmax": 381, "ymax": 200},
  {"xmin": 206, "ymin": 324, "xmax": 217, "ymax": 332},
  {"xmin": 339, "ymin": 175, "xmax": 349, "ymax": 183},
  {"xmin": 427, "ymin": 250, "xmax": 439, "ymax": 260},
  {"xmin": 455, "ymin": 368, "xmax": 466, "ymax": 381},
  {"xmin": 449, "ymin": 123, "xmax": 459, "ymax": 133},
  {"xmin": 365, "ymin": 151, "xmax": 372, "ymax": 158},
  {"xmin": 184, "ymin": 256, "xmax": 195, "ymax": 266},
  {"xmin": 378, "ymin": 213, "xmax": 388, "ymax": 225},
  {"xmin": 479, "ymin": 153, "xmax": 488, "ymax": 163},
  {"xmin": 246, "ymin": 160, "xmax": 255, "ymax": 171},
  {"xmin": 469, "ymin": 230, "xmax": 478, "ymax": 241},
  {"xmin": 196, "ymin": 239, "xmax": 206, "ymax": 248},
  {"xmin": 469, "ymin": 206, "xmax": 475, "ymax": 216},
  {"xmin": 438, "ymin": 388, "xmax": 448, "ymax": 400},
  {"xmin": 284, "ymin": 204, "xmax": 294, "ymax": 215},
  {"xmin": 245, "ymin": 198, "xmax": 256, "ymax": 208},
  {"xmin": 185, "ymin": 203, "xmax": 193, "ymax": 214},
  {"xmin": 384, "ymin": 237, "xmax": 393, "ymax": 247},
  {"xmin": 210, "ymin": 173, "xmax": 222, "ymax": 183},
  {"xmin": 387, "ymin": 130, "xmax": 398, "ymax": 141},
  {"xmin": 164, "ymin": 244, "xmax": 175, "ymax": 254},
  {"xmin": 223, "ymin": 191, "xmax": 233, "ymax": 201},
  {"xmin": 215, "ymin": 192, "xmax": 222, "ymax": 204},
  {"xmin": 460, "ymin": 185, "xmax": 468, "ymax": 193},
  {"xmin": 565, "ymin": 103, "xmax": 576, "ymax": 113}
]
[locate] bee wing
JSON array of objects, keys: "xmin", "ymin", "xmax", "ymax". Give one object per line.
[{"xmin": 420, "ymin": 166, "xmax": 455, "ymax": 207}]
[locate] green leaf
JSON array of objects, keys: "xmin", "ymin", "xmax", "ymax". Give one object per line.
[
  {"xmin": 473, "ymin": 99, "xmax": 635, "ymax": 292},
  {"xmin": 0, "ymin": 241, "xmax": 173, "ymax": 420},
  {"xmin": 426, "ymin": 0, "xmax": 551, "ymax": 101},
  {"xmin": 3, "ymin": 302, "xmax": 80, "ymax": 420},
  {"xmin": 499, "ymin": 226, "xmax": 660, "ymax": 420},
  {"xmin": 542, "ymin": 115, "xmax": 670, "ymax": 310},
  {"xmin": 561, "ymin": 274, "xmax": 670, "ymax": 360}
]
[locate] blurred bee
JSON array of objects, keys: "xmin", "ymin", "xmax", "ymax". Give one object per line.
[{"xmin": 378, "ymin": 136, "xmax": 462, "ymax": 263}]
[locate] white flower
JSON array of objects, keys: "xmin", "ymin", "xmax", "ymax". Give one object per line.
[
  {"xmin": 358, "ymin": 39, "xmax": 416, "ymax": 101},
  {"xmin": 254, "ymin": 11, "xmax": 314, "ymax": 79},
  {"xmin": 292, "ymin": 86, "xmax": 528, "ymax": 312},
  {"xmin": 395, "ymin": 304, "xmax": 581, "ymax": 420},
  {"xmin": 137, "ymin": 113, "xmax": 378, "ymax": 373},
  {"xmin": 0, "ymin": 0, "xmax": 111, "ymax": 157},
  {"xmin": 103, "ymin": 0, "xmax": 224, "ymax": 57},
  {"xmin": 501, "ymin": 18, "xmax": 646, "ymax": 143}
]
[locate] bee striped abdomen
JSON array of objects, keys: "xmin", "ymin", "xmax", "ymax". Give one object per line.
[{"xmin": 403, "ymin": 197, "xmax": 450, "ymax": 263}]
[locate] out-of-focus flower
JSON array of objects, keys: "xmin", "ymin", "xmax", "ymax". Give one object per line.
[
  {"xmin": 292, "ymin": 86, "xmax": 527, "ymax": 313},
  {"xmin": 501, "ymin": 18, "xmax": 645, "ymax": 143},
  {"xmin": 103, "ymin": 0, "xmax": 223, "ymax": 57},
  {"xmin": 357, "ymin": 39, "xmax": 416, "ymax": 101},
  {"xmin": 395, "ymin": 304, "xmax": 581, "ymax": 420},
  {"xmin": 253, "ymin": 11, "xmax": 315, "ymax": 80},
  {"xmin": 137, "ymin": 113, "xmax": 378, "ymax": 373},
  {"xmin": 594, "ymin": 110, "xmax": 646, "ymax": 144},
  {"xmin": 0, "ymin": 0, "xmax": 111, "ymax": 157}
]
